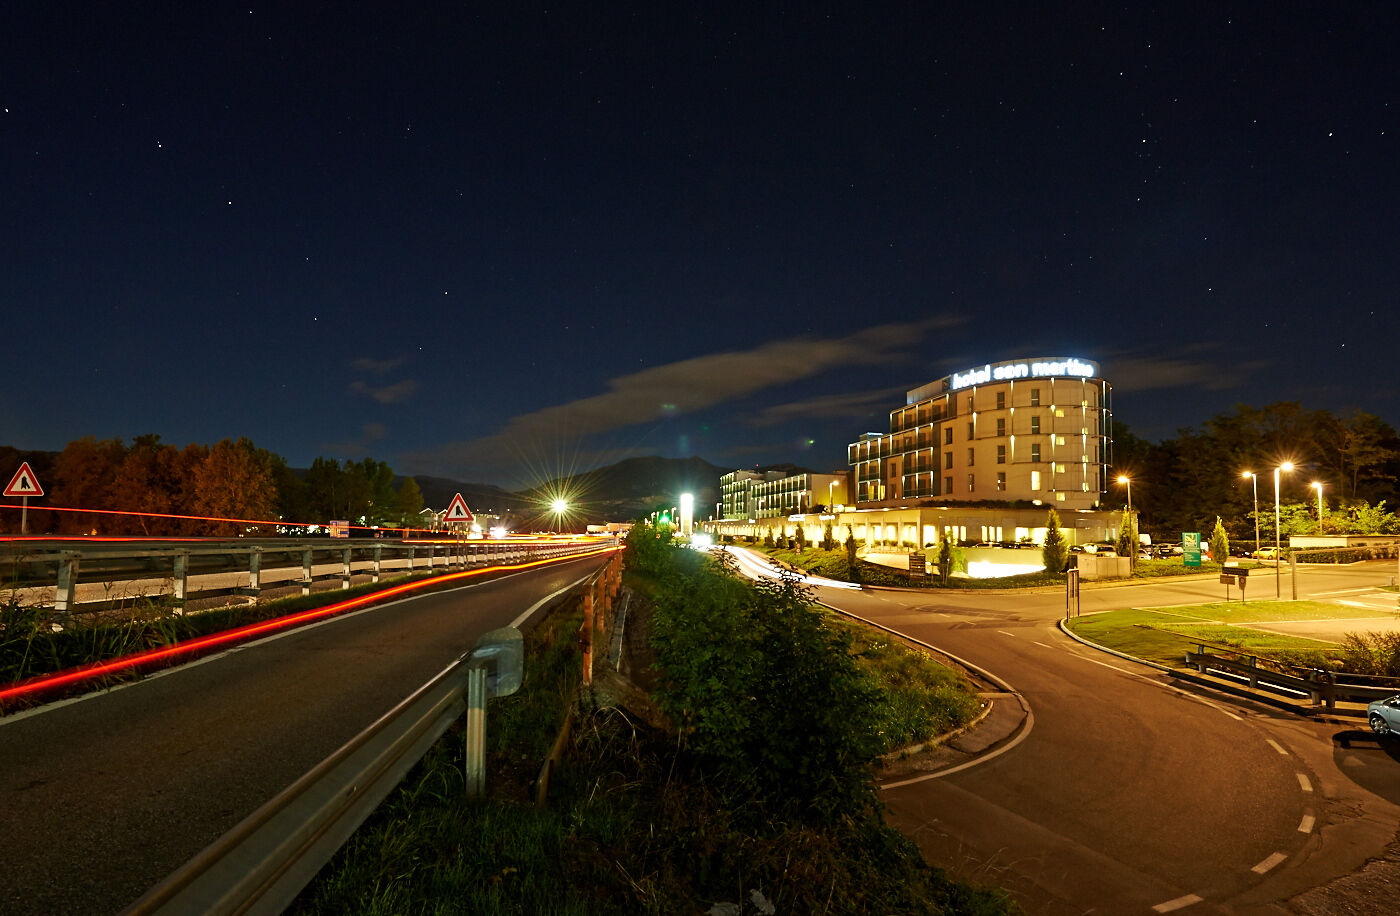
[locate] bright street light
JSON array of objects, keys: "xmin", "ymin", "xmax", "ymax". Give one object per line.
[
  {"xmin": 1116, "ymin": 474, "xmax": 1132, "ymax": 511},
  {"xmin": 1242, "ymin": 471, "xmax": 1260, "ymax": 555},
  {"xmin": 1274, "ymin": 462, "xmax": 1293, "ymax": 597},
  {"xmin": 551, "ymin": 498, "xmax": 567, "ymax": 533}
]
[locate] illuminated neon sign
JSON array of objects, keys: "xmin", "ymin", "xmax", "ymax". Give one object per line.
[{"xmin": 949, "ymin": 357, "xmax": 1097, "ymax": 391}]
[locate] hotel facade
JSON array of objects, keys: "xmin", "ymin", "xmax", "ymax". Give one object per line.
[
  {"xmin": 851, "ymin": 356, "xmax": 1110, "ymax": 511},
  {"xmin": 710, "ymin": 357, "xmax": 1121, "ymax": 550}
]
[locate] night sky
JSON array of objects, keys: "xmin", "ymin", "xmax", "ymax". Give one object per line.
[{"xmin": 4, "ymin": 4, "xmax": 1397, "ymax": 489}]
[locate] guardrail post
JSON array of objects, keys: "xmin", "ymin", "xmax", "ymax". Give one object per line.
[
  {"xmin": 372, "ymin": 545, "xmax": 382, "ymax": 584},
  {"xmin": 1248, "ymin": 655, "xmax": 1258, "ymax": 690},
  {"xmin": 248, "ymin": 547, "xmax": 262, "ymax": 599},
  {"xmin": 427, "ymin": 545, "xmax": 435, "ymax": 570},
  {"xmin": 464, "ymin": 665, "xmax": 488, "ymax": 796},
  {"xmin": 580, "ymin": 591, "xmax": 595, "ymax": 687},
  {"xmin": 341, "ymin": 548, "xmax": 353, "ymax": 590},
  {"xmin": 406, "ymin": 545, "xmax": 415, "ymax": 572},
  {"xmin": 302, "ymin": 549, "xmax": 313, "ymax": 596},
  {"xmin": 54, "ymin": 552, "xmax": 80, "ymax": 623},
  {"xmin": 173, "ymin": 551, "xmax": 189, "ymax": 610}
]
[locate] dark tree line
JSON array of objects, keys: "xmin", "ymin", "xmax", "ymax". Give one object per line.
[
  {"xmin": 0, "ymin": 437, "xmax": 424, "ymax": 536},
  {"xmin": 1111, "ymin": 403, "xmax": 1400, "ymax": 541}
]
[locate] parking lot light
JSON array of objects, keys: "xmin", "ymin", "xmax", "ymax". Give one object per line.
[
  {"xmin": 1274, "ymin": 462, "xmax": 1293, "ymax": 597},
  {"xmin": 1242, "ymin": 471, "xmax": 1260, "ymax": 555}
]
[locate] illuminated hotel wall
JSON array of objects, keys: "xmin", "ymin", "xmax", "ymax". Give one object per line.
[{"xmin": 847, "ymin": 357, "xmax": 1111, "ymax": 511}]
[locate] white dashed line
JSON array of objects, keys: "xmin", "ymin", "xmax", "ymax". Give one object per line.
[
  {"xmin": 1266, "ymin": 739, "xmax": 1289, "ymax": 756},
  {"xmin": 997, "ymin": 630, "xmax": 1017, "ymax": 637},
  {"xmin": 1034, "ymin": 641, "xmax": 1054, "ymax": 650},
  {"xmin": 1153, "ymin": 893, "xmax": 1203, "ymax": 912},
  {"xmin": 1299, "ymin": 814, "xmax": 1316, "ymax": 833},
  {"xmin": 1297, "ymin": 773, "xmax": 1313, "ymax": 793},
  {"xmin": 1252, "ymin": 852, "xmax": 1288, "ymax": 874}
]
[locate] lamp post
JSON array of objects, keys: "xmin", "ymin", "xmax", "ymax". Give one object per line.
[
  {"xmin": 1311, "ymin": 482, "xmax": 1324, "ymax": 533},
  {"xmin": 1242, "ymin": 471, "xmax": 1261, "ymax": 555},
  {"xmin": 1116, "ymin": 474, "xmax": 1132, "ymax": 511},
  {"xmin": 1273, "ymin": 462, "xmax": 1293, "ymax": 597},
  {"xmin": 550, "ymin": 498, "xmax": 567, "ymax": 533}
]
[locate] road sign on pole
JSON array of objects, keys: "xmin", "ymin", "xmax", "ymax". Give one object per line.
[
  {"xmin": 5, "ymin": 462, "xmax": 43, "ymax": 536},
  {"xmin": 445, "ymin": 493, "xmax": 474, "ymax": 525}
]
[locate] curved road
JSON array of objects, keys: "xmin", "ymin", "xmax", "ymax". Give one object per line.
[
  {"xmin": 0, "ymin": 552, "xmax": 611, "ymax": 916},
  {"xmin": 733, "ymin": 549, "xmax": 1400, "ymax": 913}
]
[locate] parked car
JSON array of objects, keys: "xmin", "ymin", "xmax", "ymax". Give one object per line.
[
  {"xmin": 1368, "ymin": 695, "xmax": 1400, "ymax": 737},
  {"xmin": 1252, "ymin": 547, "xmax": 1282, "ymax": 561}
]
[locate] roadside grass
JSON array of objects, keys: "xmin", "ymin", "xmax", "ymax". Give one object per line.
[
  {"xmin": 295, "ymin": 543, "xmax": 1011, "ymax": 915},
  {"xmin": 1064, "ymin": 601, "xmax": 1388, "ymax": 668}
]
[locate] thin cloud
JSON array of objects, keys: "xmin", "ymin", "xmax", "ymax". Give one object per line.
[
  {"xmin": 747, "ymin": 386, "xmax": 908, "ymax": 428},
  {"xmin": 407, "ymin": 317, "xmax": 962, "ymax": 473},
  {"xmin": 350, "ymin": 379, "xmax": 419, "ymax": 404},
  {"xmin": 351, "ymin": 357, "xmax": 403, "ymax": 374},
  {"xmin": 1109, "ymin": 350, "xmax": 1268, "ymax": 393}
]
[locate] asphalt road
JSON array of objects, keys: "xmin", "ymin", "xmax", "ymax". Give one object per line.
[
  {"xmin": 734, "ymin": 550, "xmax": 1400, "ymax": 913},
  {"xmin": 0, "ymin": 552, "xmax": 610, "ymax": 916}
]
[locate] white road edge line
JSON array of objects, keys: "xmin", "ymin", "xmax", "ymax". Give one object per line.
[
  {"xmin": 1266, "ymin": 738, "xmax": 1289, "ymax": 756},
  {"xmin": 1153, "ymin": 893, "xmax": 1203, "ymax": 913},
  {"xmin": 1034, "ymin": 641, "xmax": 1054, "ymax": 650},
  {"xmin": 510, "ymin": 569, "xmax": 598, "ymax": 629},
  {"xmin": 1299, "ymin": 814, "xmax": 1316, "ymax": 833},
  {"xmin": 1297, "ymin": 773, "xmax": 1313, "ymax": 793},
  {"xmin": 1252, "ymin": 852, "xmax": 1288, "ymax": 874}
]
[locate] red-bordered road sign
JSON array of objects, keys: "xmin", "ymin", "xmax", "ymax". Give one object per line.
[
  {"xmin": 4, "ymin": 462, "xmax": 43, "ymax": 497},
  {"xmin": 445, "ymin": 492, "xmax": 474, "ymax": 523}
]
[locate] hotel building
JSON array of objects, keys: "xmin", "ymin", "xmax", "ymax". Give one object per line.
[{"xmin": 850, "ymin": 357, "xmax": 1110, "ymax": 511}]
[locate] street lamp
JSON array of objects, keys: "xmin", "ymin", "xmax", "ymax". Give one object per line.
[
  {"xmin": 1311, "ymin": 481, "xmax": 1324, "ymax": 533},
  {"xmin": 1274, "ymin": 462, "xmax": 1293, "ymax": 597},
  {"xmin": 1116, "ymin": 474, "xmax": 1132, "ymax": 511},
  {"xmin": 551, "ymin": 498, "xmax": 567, "ymax": 533},
  {"xmin": 1242, "ymin": 471, "xmax": 1260, "ymax": 556}
]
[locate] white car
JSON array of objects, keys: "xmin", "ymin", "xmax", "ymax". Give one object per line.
[{"xmin": 1368, "ymin": 696, "xmax": 1400, "ymax": 737}]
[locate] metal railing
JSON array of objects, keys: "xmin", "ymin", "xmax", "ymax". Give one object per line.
[
  {"xmin": 1183, "ymin": 645, "xmax": 1399, "ymax": 711},
  {"xmin": 122, "ymin": 551, "xmax": 621, "ymax": 916},
  {"xmin": 1, "ymin": 536, "xmax": 613, "ymax": 618}
]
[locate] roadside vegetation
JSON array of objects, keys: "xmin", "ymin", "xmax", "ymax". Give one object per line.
[
  {"xmin": 1066, "ymin": 601, "xmax": 1400, "ymax": 676},
  {"xmin": 293, "ymin": 521, "xmax": 1010, "ymax": 914}
]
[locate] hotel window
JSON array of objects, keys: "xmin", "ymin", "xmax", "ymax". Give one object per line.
[
  {"xmin": 944, "ymin": 428, "xmax": 953, "ymax": 445},
  {"xmin": 1030, "ymin": 444, "xmax": 1041, "ymax": 462},
  {"xmin": 1057, "ymin": 492, "xmax": 1066, "ymax": 501},
  {"xmin": 967, "ymin": 474, "xmax": 975, "ymax": 492},
  {"xmin": 966, "ymin": 396, "xmax": 973, "ymax": 412},
  {"xmin": 1030, "ymin": 388, "xmax": 1041, "ymax": 406},
  {"xmin": 1056, "ymin": 435, "xmax": 1066, "ymax": 446},
  {"xmin": 1056, "ymin": 463, "xmax": 1066, "ymax": 472},
  {"xmin": 1030, "ymin": 416, "xmax": 1040, "ymax": 434},
  {"xmin": 967, "ymin": 421, "xmax": 974, "ymax": 439},
  {"xmin": 996, "ymin": 391, "xmax": 1005, "ymax": 409},
  {"xmin": 1056, "ymin": 408, "xmax": 1065, "ymax": 418},
  {"xmin": 944, "ymin": 452, "xmax": 952, "ymax": 469},
  {"xmin": 945, "ymin": 476, "xmax": 953, "ymax": 494},
  {"xmin": 996, "ymin": 445, "xmax": 1006, "ymax": 464},
  {"xmin": 996, "ymin": 472, "xmax": 1006, "ymax": 491},
  {"xmin": 1030, "ymin": 470, "xmax": 1041, "ymax": 490},
  {"xmin": 967, "ymin": 447, "xmax": 975, "ymax": 466},
  {"xmin": 996, "ymin": 418, "xmax": 1006, "ymax": 436}
]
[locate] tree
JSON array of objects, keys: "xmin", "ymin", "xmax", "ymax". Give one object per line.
[
  {"xmin": 193, "ymin": 438, "xmax": 278, "ymax": 535},
  {"xmin": 395, "ymin": 477, "xmax": 425, "ymax": 529},
  {"xmin": 1114, "ymin": 507, "xmax": 1136, "ymax": 558},
  {"xmin": 937, "ymin": 533, "xmax": 954, "ymax": 582},
  {"xmin": 1042, "ymin": 509, "xmax": 1067, "ymax": 575},
  {"xmin": 821, "ymin": 521, "xmax": 836, "ymax": 551},
  {"xmin": 51, "ymin": 436, "xmax": 127, "ymax": 534},
  {"xmin": 794, "ymin": 523, "xmax": 805, "ymax": 552},
  {"xmin": 1209, "ymin": 516, "xmax": 1230, "ymax": 566}
]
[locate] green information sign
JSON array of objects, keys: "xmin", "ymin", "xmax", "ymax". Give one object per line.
[{"xmin": 1183, "ymin": 532, "xmax": 1202, "ymax": 567}]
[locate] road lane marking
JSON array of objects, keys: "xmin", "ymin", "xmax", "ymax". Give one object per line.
[
  {"xmin": 997, "ymin": 630, "xmax": 1017, "ymax": 637},
  {"xmin": 1299, "ymin": 814, "xmax": 1315, "ymax": 833},
  {"xmin": 1034, "ymin": 641, "xmax": 1054, "ymax": 650},
  {"xmin": 1266, "ymin": 739, "xmax": 1289, "ymax": 756},
  {"xmin": 1312, "ymin": 587, "xmax": 1379, "ymax": 597},
  {"xmin": 1252, "ymin": 852, "xmax": 1287, "ymax": 874},
  {"xmin": 1153, "ymin": 894, "xmax": 1203, "ymax": 913},
  {"xmin": 1297, "ymin": 773, "xmax": 1313, "ymax": 793}
]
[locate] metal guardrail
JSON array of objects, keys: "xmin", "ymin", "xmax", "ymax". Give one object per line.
[
  {"xmin": 1183, "ymin": 645, "xmax": 1399, "ymax": 710},
  {"xmin": 122, "ymin": 550, "xmax": 621, "ymax": 916},
  {"xmin": 1, "ymin": 536, "xmax": 612, "ymax": 617}
]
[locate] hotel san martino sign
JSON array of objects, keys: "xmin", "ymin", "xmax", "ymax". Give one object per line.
[{"xmin": 947, "ymin": 357, "xmax": 1097, "ymax": 392}]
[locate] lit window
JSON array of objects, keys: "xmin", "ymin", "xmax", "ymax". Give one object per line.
[
  {"xmin": 996, "ymin": 445, "xmax": 1006, "ymax": 464},
  {"xmin": 1031, "ymin": 416, "xmax": 1040, "ymax": 434},
  {"xmin": 967, "ymin": 396, "xmax": 974, "ymax": 412},
  {"xmin": 1056, "ymin": 463, "xmax": 1066, "ymax": 473},
  {"xmin": 1030, "ymin": 470, "xmax": 1041, "ymax": 490},
  {"xmin": 996, "ymin": 472, "xmax": 1006, "ymax": 491},
  {"xmin": 1056, "ymin": 409, "xmax": 1065, "ymax": 418},
  {"xmin": 967, "ymin": 447, "xmax": 975, "ymax": 466},
  {"xmin": 1030, "ymin": 388, "xmax": 1040, "ymax": 406},
  {"xmin": 967, "ymin": 474, "xmax": 975, "ymax": 492},
  {"xmin": 1057, "ymin": 492, "xmax": 1066, "ymax": 501},
  {"xmin": 1056, "ymin": 435, "xmax": 1065, "ymax": 446},
  {"xmin": 1030, "ymin": 444, "xmax": 1041, "ymax": 462}
]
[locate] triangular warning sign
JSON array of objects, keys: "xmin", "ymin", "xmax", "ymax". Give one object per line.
[
  {"xmin": 4, "ymin": 462, "xmax": 43, "ymax": 497},
  {"xmin": 444, "ymin": 492, "xmax": 474, "ymax": 523}
]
